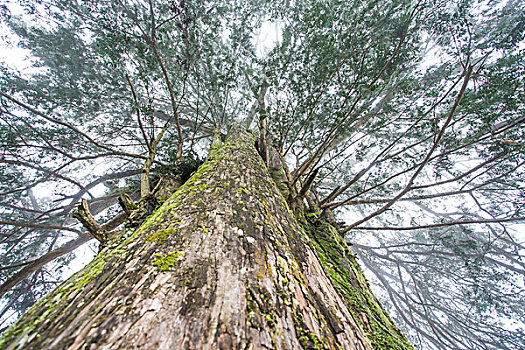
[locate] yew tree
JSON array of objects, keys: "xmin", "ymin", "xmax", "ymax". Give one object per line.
[{"xmin": 0, "ymin": 0, "xmax": 524, "ymax": 349}]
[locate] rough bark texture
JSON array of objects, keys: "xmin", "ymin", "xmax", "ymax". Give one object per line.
[{"xmin": 0, "ymin": 126, "xmax": 412, "ymax": 350}]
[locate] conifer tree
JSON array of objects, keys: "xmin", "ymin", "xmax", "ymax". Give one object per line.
[{"xmin": 0, "ymin": 0, "xmax": 523, "ymax": 348}]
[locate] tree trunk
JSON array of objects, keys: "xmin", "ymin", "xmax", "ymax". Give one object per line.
[{"xmin": 0, "ymin": 125, "xmax": 412, "ymax": 350}]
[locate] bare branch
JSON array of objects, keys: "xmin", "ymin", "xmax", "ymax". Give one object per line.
[
  {"xmin": 345, "ymin": 216, "xmax": 525, "ymax": 232},
  {"xmin": 343, "ymin": 64, "xmax": 473, "ymax": 231},
  {"xmin": 0, "ymin": 91, "xmax": 148, "ymax": 162},
  {"xmin": 125, "ymin": 73, "xmax": 151, "ymax": 152},
  {"xmin": 0, "ymin": 220, "xmax": 82, "ymax": 234},
  {"xmin": 0, "ymin": 235, "xmax": 91, "ymax": 299}
]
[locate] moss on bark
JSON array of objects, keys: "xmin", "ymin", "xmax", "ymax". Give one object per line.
[
  {"xmin": 0, "ymin": 125, "xmax": 412, "ymax": 350},
  {"xmin": 305, "ymin": 219, "xmax": 414, "ymax": 350}
]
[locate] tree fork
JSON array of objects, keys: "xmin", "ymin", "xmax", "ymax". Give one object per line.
[{"xmin": 0, "ymin": 125, "xmax": 412, "ymax": 350}]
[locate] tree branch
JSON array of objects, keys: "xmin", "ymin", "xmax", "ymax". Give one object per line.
[
  {"xmin": 72, "ymin": 199, "xmax": 106, "ymax": 243},
  {"xmin": 343, "ymin": 64, "xmax": 473, "ymax": 231},
  {"xmin": 0, "ymin": 91, "xmax": 148, "ymax": 162},
  {"xmin": 344, "ymin": 216, "xmax": 525, "ymax": 233},
  {"xmin": 0, "ymin": 234, "xmax": 91, "ymax": 299},
  {"xmin": 125, "ymin": 73, "xmax": 151, "ymax": 152}
]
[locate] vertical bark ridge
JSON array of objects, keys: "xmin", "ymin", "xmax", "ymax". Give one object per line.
[{"xmin": 0, "ymin": 125, "xmax": 399, "ymax": 349}]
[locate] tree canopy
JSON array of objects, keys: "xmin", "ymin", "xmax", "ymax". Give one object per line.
[{"xmin": 0, "ymin": 0, "xmax": 524, "ymax": 348}]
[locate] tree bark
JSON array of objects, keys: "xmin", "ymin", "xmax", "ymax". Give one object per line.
[{"xmin": 0, "ymin": 126, "xmax": 412, "ymax": 350}]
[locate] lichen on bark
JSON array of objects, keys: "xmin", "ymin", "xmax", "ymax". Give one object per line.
[{"xmin": 0, "ymin": 125, "xmax": 412, "ymax": 350}]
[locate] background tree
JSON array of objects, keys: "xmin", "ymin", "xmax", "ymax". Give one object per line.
[{"xmin": 0, "ymin": 0, "xmax": 523, "ymax": 348}]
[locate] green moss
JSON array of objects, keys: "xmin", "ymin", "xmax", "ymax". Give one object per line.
[
  {"xmin": 237, "ymin": 187, "xmax": 249, "ymax": 194},
  {"xmin": 0, "ymin": 248, "xmax": 114, "ymax": 349},
  {"xmin": 0, "ymin": 307, "xmax": 54, "ymax": 348},
  {"xmin": 151, "ymin": 251, "xmax": 184, "ymax": 272},
  {"xmin": 305, "ymin": 219, "xmax": 414, "ymax": 350},
  {"xmin": 145, "ymin": 226, "xmax": 179, "ymax": 244},
  {"xmin": 128, "ymin": 205, "xmax": 165, "ymax": 237},
  {"xmin": 0, "ymin": 159, "xmax": 211, "ymax": 348},
  {"xmin": 72, "ymin": 258, "xmax": 106, "ymax": 290},
  {"xmin": 292, "ymin": 311, "xmax": 325, "ymax": 350},
  {"xmin": 126, "ymin": 202, "xmax": 137, "ymax": 210},
  {"xmin": 0, "ymin": 126, "xmax": 410, "ymax": 349},
  {"xmin": 245, "ymin": 283, "xmax": 280, "ymax": 340},
  {"xmin": 0, "ymin": 327, "xmax": 22, "ymax": 348}
]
